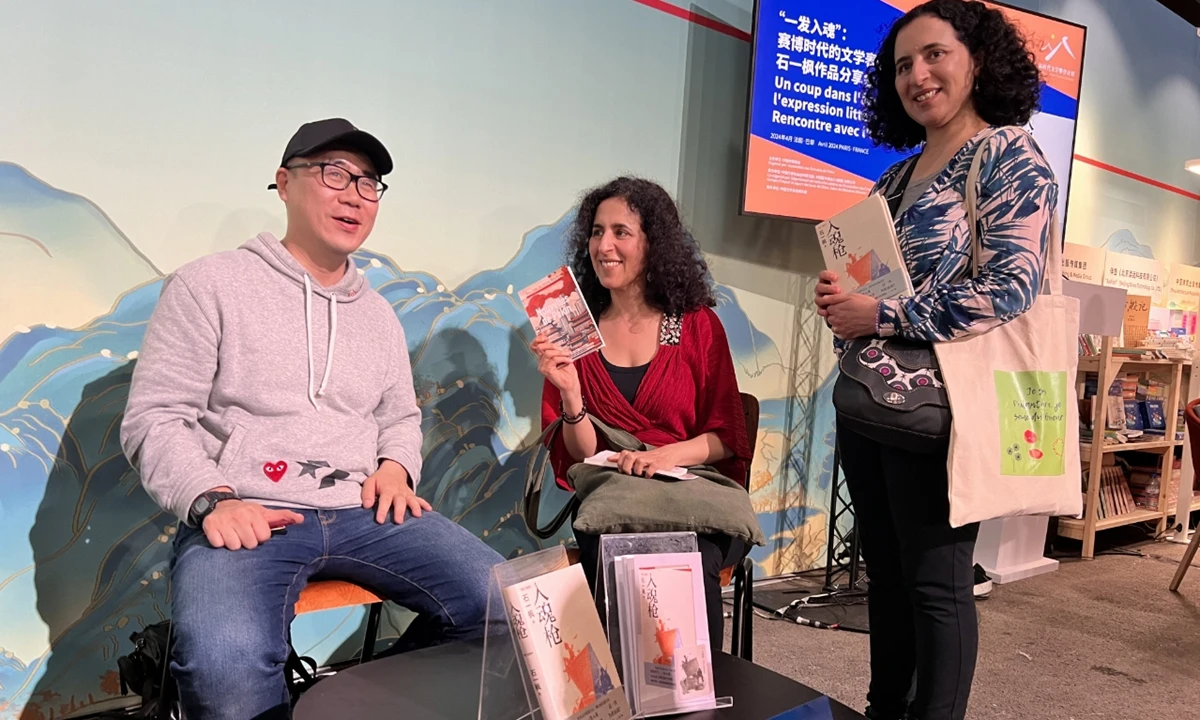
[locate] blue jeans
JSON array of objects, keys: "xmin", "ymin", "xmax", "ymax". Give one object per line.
[{"xmin": 169, "ymin": 507, "xmax": 505, "ymax": 720}]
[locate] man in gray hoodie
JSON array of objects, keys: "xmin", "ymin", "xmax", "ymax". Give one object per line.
[{"xmin": 121, "ymin": 118, "xmax": 505, "ymax": 719}]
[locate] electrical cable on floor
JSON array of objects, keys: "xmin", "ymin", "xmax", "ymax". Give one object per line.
[{"xmin": 725, "ymin": 591, "xmax": 871, "ymax": 635}]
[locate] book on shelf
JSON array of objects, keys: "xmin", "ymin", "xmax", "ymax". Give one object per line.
[
  {"xmin": 1122, "ymin": 400, "xmax": 1144, "ymax": 432},
  {"xmin": 503, "ymin": 563, "xmax": 632, "ymax": 720},
  {"xmin": 1077, "ymin": 371, "xmax": 1180, "ymax": 445},
  {"xmin": 815, "ymin": 193, "xmax": 913, "ymax": 300},
  {"xmin": 1137, "ymin": 335, "xmax": 1194, "ymax": 360},
  {"xmin": 1141, "ymin": 399, "xmax": 1167, "ymax": 436},
  {"xmin": 1078, "ymin": 334, "xmax": 1101, "ymax": 356},
  {"xmin": 1082, "ymin": 464, "xmax": 1137, "ymax": 520},
  {"xmin": 614, "ymin": 552, "xmax": 715, "ymax": 717},
  {"xmin": 519, "ymin": 266, "xmax": 604, "ymax": 362}
]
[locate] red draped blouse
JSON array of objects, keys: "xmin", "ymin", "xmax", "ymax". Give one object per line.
[{"xmin": 540, "ymin": 306, "xmax": 751, "ymax": 491}]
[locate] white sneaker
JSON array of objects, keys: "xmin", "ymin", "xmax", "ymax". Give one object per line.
[{"xmin": 973, "ymin": 564, "xmax": 993, "ymax": 598}]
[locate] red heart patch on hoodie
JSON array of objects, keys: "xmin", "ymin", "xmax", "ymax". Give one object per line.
[{"xmin": 263, "ymin": 461, "xmax": 288, "ymax": 482}]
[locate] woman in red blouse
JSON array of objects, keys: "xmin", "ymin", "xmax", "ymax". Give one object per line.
[{"xmin": 533, "ymin": 176, "xmax": 752, "ymax": 648}]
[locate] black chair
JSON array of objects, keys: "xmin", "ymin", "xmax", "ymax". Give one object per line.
[
  {"xmin": 563, "ymin": 393, "xmax": 760, "ymax": 662},
  {"xmin": 729, "ymin": 393, "xmax": 759, "ymax": 662}
]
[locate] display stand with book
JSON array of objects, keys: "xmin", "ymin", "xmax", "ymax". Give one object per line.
[
  {"xmin": 599, "ymin": 532, "xmax": 733, "ymax": 717},
  {"xmin": 480, "ymin": 545, "xmax": 632, "ymax": 720},
  {"xmin": 1061, "ymin": 333, "xmax": 1196, "ymax": 558}
]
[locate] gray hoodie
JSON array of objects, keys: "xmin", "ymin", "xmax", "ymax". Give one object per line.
[{"xmin": 121, "ymin": 232, "xmax": 424, "ymax": 524}]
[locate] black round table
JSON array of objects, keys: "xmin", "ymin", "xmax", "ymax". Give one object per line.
[{"xmin": 295, "ymin": 641, "xmax": 865, "ymax": 719}]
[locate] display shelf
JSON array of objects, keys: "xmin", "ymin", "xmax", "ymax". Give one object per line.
[
  {"xmin": 1080, "ymin": 439, "xmax": 1179, "ymax": 454},
  {"xmin": 1063, "ymin": 334, "xmax": 1190, "ymax": 558},
  {"xmin": 1077, "ymin": 356, "xmax": 1190, "ymax": 372},
  {"xmin": 1056, "ymin": 508, "xmax": 1163, "ymax": 541}
]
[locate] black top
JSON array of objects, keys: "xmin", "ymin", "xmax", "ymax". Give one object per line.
[{"xmin": 601, "ymin": 352, "xmax": 650, "ymax": 406}]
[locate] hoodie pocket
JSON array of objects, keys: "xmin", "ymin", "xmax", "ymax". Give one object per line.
[
  {"xmin": 217, "ymin": 424, "xmax": 248, "ymax": 473},
  {"xmin": 212, "ymin": 413, "xmax": 377, "ymax": 500}
]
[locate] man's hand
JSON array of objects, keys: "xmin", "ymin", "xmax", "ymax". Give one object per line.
[
  {"xmin": 824, "ymin": 293, "xmax": 881, "ymax": 340},
  {"xmin": 363, "ymin": 460, "xmax": 431, "ymax": 524},
  {"xmin": 614, "ymin": 447, "xmax": 684, "ymax": 479},
  {"xmin": 202, "ymin": 501, "xmax": 304, "ymax": 551}
]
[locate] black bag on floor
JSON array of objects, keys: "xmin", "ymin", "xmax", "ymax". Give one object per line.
[
  {"xmin": 109, "ymin": 619, "xmax": 317, "ymax": 717},
  {"xmin": 114, "ymin": 620, "xmax": 180, "ymax": 720}
]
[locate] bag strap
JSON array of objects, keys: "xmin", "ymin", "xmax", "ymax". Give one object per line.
[
  {"xmin": 522, "ymin": 417, "xmax": 576, "ymax": 540},
  {"xmin": 964, "ymin": 127, "xmax": 1000, "ymax": 279},
  {"xmin": 886, "ymin": 156, "xmax": 920, "ymax": 219},
  {"xmin": 964, "ymin": 126, "xmax": 1064, "ymax": 296},
  {"xmin": 521, "ymin": 412, "xmax": 649, "ymax": 540}
]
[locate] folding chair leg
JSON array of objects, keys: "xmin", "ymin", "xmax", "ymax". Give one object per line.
[
  {"xmin": 361, "ymin": 602, "xmax": 382, "ymax": 663},
  {"xmin": 1170, "ymin": 524, "xmax": 1200, "ymax": 592},
  {"xmin": 740, "ymin": 557, "xmax": 754, "ymax": 662},
  {"xmin": 731, "ymin": 566, "xmax": 744, "ymax": 658}
]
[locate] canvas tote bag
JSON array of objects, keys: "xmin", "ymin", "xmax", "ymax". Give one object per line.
[{"xmin": 934, "ymin": 127, "xmax": 1083, "ymax": 528}]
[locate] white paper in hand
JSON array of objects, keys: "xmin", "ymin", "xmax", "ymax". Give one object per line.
[{"xmin": 583, "ymin": 451, "xmax": 699, "ymax": 481}]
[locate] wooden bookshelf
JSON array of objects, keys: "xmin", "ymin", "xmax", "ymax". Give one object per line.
[
  {"xmin": 1064, "ymin": 334, "xmax": 1190, "ymax": 558},
  {"xmin": 1057, "ymin": 508, "xmax": 1163, "ymax": 541}
]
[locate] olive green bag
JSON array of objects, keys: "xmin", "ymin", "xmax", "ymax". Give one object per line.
[{"xmin": 522, "ymin": 414, "xmax": 765, "ymax": 546}]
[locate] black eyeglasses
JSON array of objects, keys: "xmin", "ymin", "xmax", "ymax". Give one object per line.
[{"xmin": 287, "ymin": 162, "xmax": 388, "ymax": 201}]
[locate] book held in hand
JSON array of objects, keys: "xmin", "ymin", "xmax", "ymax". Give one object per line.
[
  {"xmin": 503, "ymin": 563, "xmax": 632, "ymax": 720},
  {"xmin": 815, "ymin": 193, "xmax": 913, "ymax": 300},
  {"xmin": 519, "ymin": 266, "xmax": 605, "ymax": 361}
]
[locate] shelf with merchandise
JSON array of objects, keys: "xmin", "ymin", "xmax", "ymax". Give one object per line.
[{"xmin": 1066, "ymin": 334, "xmax": 1193, "ymax": 558}]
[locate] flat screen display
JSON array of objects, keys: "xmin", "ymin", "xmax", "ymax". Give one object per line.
[{"xmin": 740, "ymin": 0, "xmax": 1086, "ymax": 227}]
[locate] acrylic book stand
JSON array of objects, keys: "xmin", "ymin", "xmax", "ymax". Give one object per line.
[
  {"xmin": 478, "ymin": 545, "xmax": 569, "ymax": 720},
  {"xmin": 478, "ymin": 545, "xmax": 633, "ymax": 720},
  {"xmin": 598, "ymin": 532, "xmax": 734, "ymax": 717}
]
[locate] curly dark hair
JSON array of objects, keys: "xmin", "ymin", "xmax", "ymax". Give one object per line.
[
  {"xmin": 862, "ymin": 0, "xmax": 1041, "ymax": 151},
  {"xmin": 567, "ymin": 176, "xmax": 715, "ymax": 317}
]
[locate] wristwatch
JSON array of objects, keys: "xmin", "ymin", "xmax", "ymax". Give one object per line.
[{"xmin": 188, "ymin": 490, "xmax": 238, "ymax": 526}]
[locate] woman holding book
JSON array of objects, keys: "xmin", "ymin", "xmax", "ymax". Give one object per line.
[
  {"xmin": 532, "ymin": 176, "xmax": 753, "ymax": 650},
  {"xmin": 813, "ymin": 2, "xmax": 1058, "ymax": 719}
]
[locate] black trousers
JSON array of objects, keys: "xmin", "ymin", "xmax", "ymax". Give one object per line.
[
  {"xmin": 837, "ymin": 422, "xmax": 980, "ymax": 720},
  {"xmin": 574, "ymin": 527, "xmax": 744, "ymax": 654}
]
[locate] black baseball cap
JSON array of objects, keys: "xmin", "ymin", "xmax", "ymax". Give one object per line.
[{"xmin": 266, "ymin": 118, "xmax": 392, "ymax": 189}]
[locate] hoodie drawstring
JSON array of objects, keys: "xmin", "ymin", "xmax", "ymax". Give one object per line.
[
  {"xmin": 319, "ymin": 295, "xmax": 337, "ymax": 398},
  {"xmin": 303, "ymin": 274, "xmax": 338, "ymax": 409}
]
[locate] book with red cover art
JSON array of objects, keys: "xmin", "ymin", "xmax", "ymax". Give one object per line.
[
  {"xmin": 615, "ymin": 552, "xmax": 715, "ymax": 716},
  {"xmin": 519, "ymin": 266, "xmax": 604, "ymax": 361},
  {"xmin": 503, "ymin": 563, "xmax": 631, "ymax": 720}
]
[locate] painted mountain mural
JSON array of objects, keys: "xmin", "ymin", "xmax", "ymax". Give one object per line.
[
  {"xmin": 0, "ymin": 163, "xmax": 162, "ymax": 338},
  {"xmin": 0, "ymin": 172, "xmax": 836, "ymax": 718}
]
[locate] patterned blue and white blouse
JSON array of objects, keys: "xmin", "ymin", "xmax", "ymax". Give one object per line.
[{"xmin": 834, "ymin": 126, "xmax": 1059, "ymax": 355}]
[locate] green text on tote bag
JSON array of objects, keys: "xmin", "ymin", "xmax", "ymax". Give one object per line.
[{"xmin": 995, "ymin": 370, "xmax": 1068, "ymax": 476}]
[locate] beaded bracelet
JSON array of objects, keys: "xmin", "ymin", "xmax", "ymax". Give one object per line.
[{"xmin": 562, "ymin": 396, "xmax": 587, "ymax": 424}]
